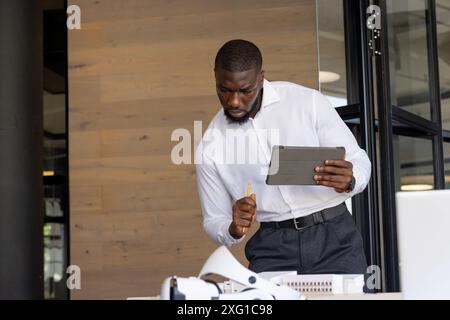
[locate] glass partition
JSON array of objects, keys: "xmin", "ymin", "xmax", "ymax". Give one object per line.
[{"xmin": 387, "ymin": 0, "xmax": 432, "ymax": 120}]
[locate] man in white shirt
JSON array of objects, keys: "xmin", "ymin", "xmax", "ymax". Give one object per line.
[{"xmin": 195, "ymin": 40, "xmax": 371, "ymax": 276}]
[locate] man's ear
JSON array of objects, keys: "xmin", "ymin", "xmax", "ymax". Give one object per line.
[{"xmin": 260, "ymin": 70, "xmax": 265, "ymax": 84}]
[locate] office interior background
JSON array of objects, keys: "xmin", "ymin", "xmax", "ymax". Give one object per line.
[{"xmin": 0, "ymin": 0, "xmax": 449, "ymax": 299}]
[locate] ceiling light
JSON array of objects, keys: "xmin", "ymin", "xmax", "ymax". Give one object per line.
[
  {"xmin": 400, "ymin": 184, "xmax": 433, "ymax": 191},
  {"xmin": 319, "ymin": 71, "xmax": 341, "ymax": 84}
]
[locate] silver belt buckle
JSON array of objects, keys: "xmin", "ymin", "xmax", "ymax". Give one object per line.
[{"xmin": 293, "ymin": 218, "xmax": 308, "ymax": 231}]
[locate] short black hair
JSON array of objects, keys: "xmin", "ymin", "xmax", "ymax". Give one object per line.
[{"xmin": 215, "ymin": 39, "xmax": 262, "ymax": 72}]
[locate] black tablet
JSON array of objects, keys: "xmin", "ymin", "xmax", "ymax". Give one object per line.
[{"xmin": 265, "ymin": 146, "xmax": 346, "ymax": 185}]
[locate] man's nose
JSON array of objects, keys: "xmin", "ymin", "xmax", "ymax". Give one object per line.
[{"xmin": 227, "ymin": 92, "xmax": 241, "ymax": 108}]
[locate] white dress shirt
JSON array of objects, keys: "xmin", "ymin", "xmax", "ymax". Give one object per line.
[{"xmin": 195, "ymin": 80, "xmax": 371, "ymax": 246}]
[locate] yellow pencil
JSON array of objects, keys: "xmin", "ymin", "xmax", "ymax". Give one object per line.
[{"xmin": 242, "ymin": 182, "xmax": 252, "ymax": 234}]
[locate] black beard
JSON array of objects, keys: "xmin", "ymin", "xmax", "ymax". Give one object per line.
[{"xmin": 224, "ymin": 89, "xmax": 263, "ymax": 125}]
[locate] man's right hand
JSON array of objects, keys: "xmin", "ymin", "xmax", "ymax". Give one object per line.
[{"xmin": 229, "ymin": 194, "xmax": 257, "ymax": 239}]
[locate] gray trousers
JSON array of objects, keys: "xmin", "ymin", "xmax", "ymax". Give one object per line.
[{"xmin": 245, "ymin": 206, "xmax": 368, "ymax": 275}]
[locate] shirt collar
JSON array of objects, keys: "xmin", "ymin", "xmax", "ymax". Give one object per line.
[{"xmin": 261, "ymin": 79, "xmax": 280, "ymax": 109}]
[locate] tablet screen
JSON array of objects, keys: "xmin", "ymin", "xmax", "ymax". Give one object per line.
[{"xmin": 266, "ymin": 146, "xmax": 345, "ymax": 185}]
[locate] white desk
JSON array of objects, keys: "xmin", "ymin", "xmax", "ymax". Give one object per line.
[
  {"xmin": 128, "ymin": 293, "xmax": 403, "ymax": 300},
  {"xmin": 306, "ymin": 293, "xmax": 402, "ymax": 300}
]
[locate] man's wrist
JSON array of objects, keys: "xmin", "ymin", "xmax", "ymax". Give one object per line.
[
  {"xmin": 345, "ymin": 176, "xmax": 356, "ymax": 193},
  {"xmin": 228, "ymin": 222, "xmax": 242, "ymax": 239}
]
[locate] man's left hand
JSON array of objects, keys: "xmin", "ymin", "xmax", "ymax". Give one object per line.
[{"xmin": 313, "ymin": 159, "xmax": 353, "ymax": 193}]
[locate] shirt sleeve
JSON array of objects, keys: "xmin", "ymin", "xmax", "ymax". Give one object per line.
[
  {"xmin": 195, "ymin": 149, "xmax": 245, "ymax": 246},
  {"xmin": 313, "ymin": 90, "xmax": 372, "ymax": 195}
]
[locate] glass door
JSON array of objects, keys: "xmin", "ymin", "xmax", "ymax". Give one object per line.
[
  {"xmin": 373, "ymin": 0, "xmax": 444, "ymax": 292},
  {"xmin": 317, "ymin": 0, "xmax": 445, "ymax": 292}
]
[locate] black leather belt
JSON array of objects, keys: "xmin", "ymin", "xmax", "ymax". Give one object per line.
[{"xmin": 260, "ymin": 203, "xmax": 347, "ymax": 231}]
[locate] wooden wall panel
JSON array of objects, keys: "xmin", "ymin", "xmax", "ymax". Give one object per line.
[{"xmin": 69, "ymin": 0, "xmax": 318, "ymax": 299}]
